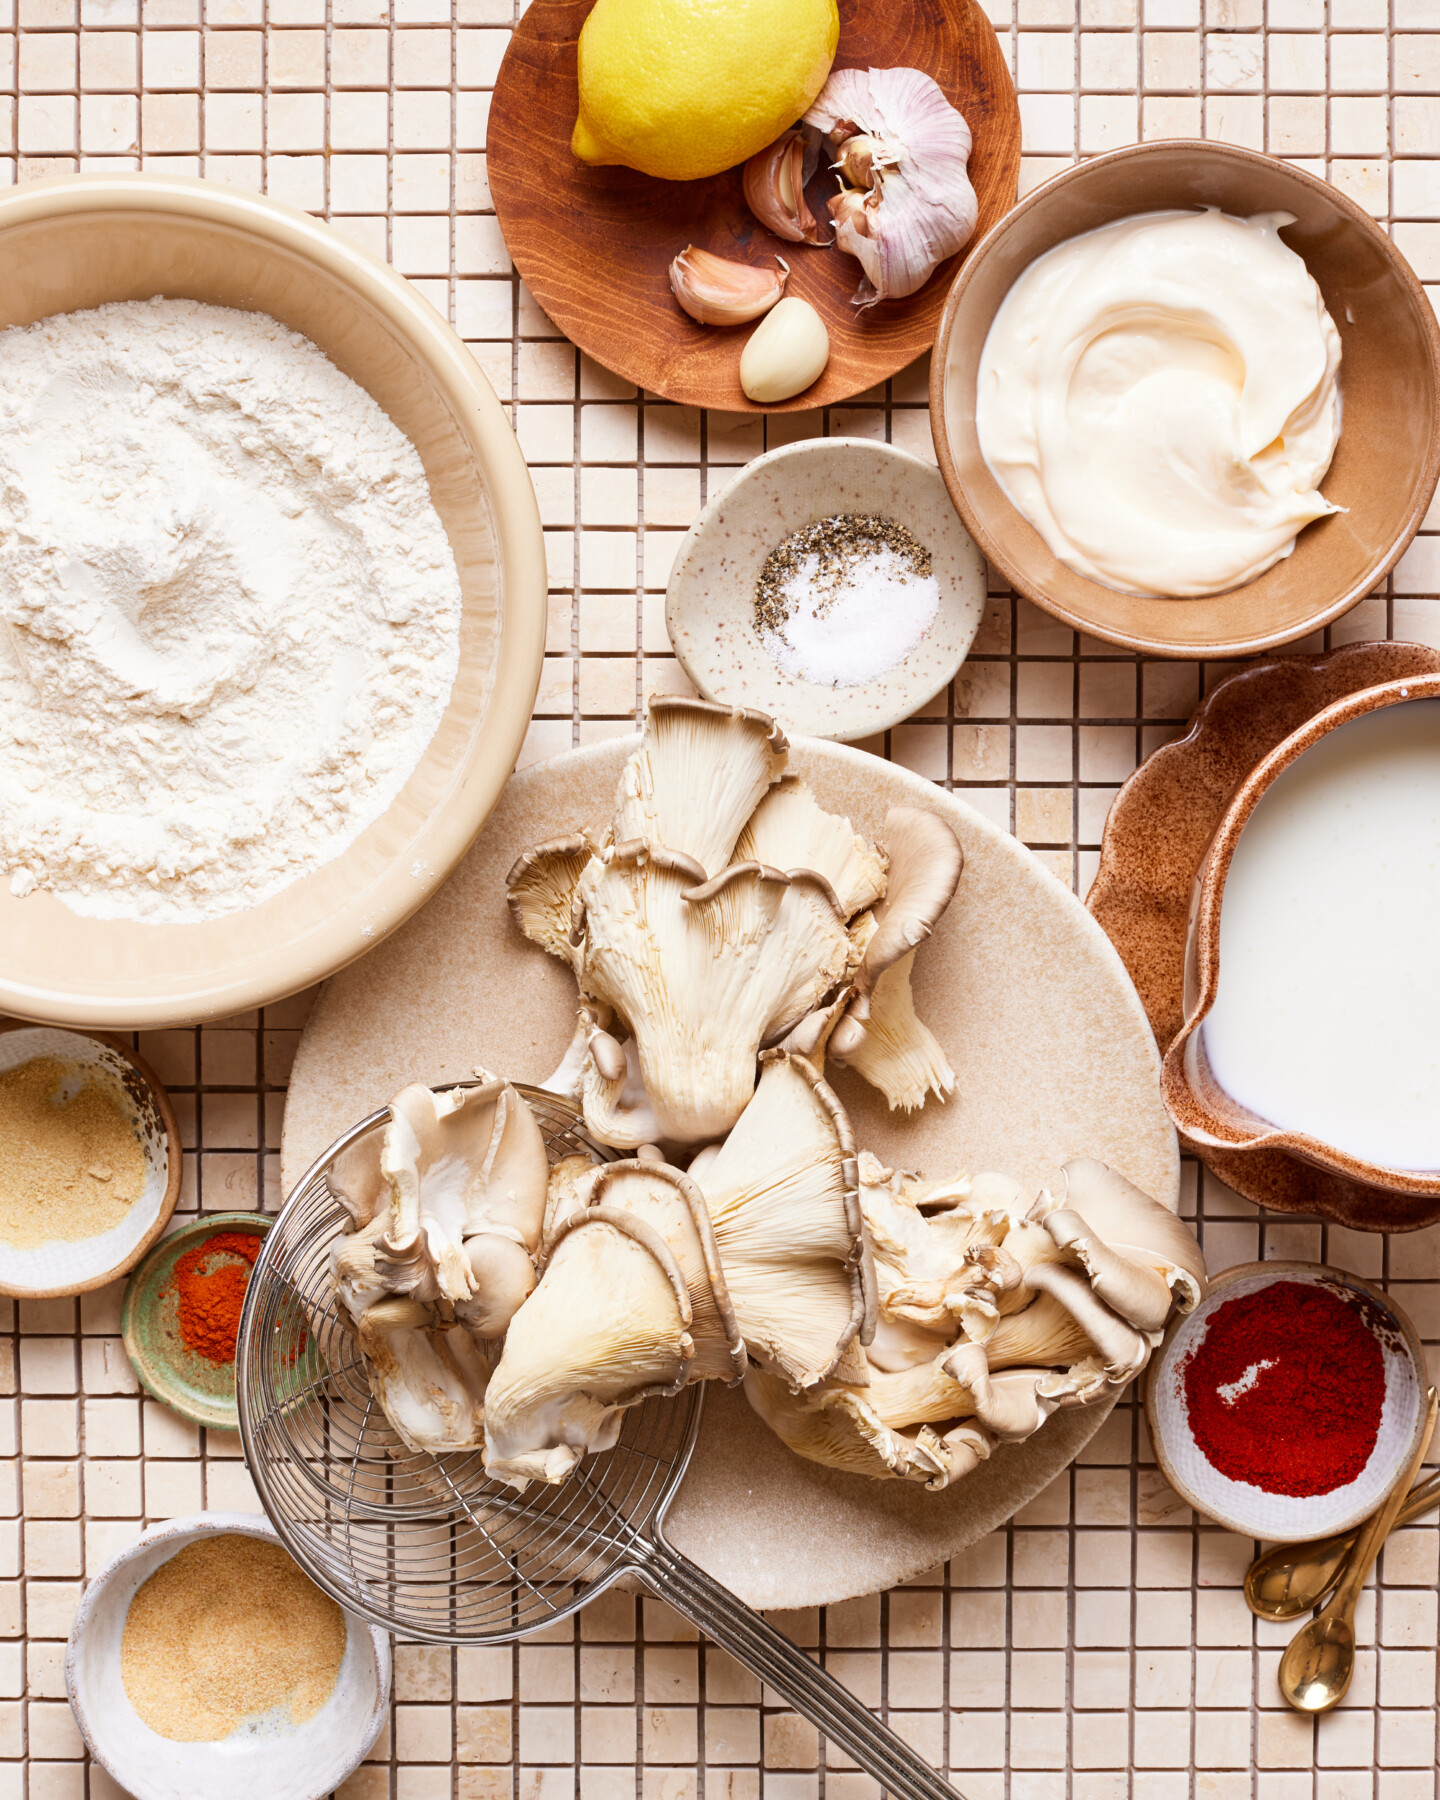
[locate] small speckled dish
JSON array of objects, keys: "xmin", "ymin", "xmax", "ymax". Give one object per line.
[
  {"xmin": 122, "ymin": 1213, "xmax": 272, "ymax": 1430},
  {"xmin": 66, "ymin": 1510, "xmax": 390, "ymax": 1800},
  {"xmin": 665, "ymin": 439, "xmax": 987, "ymax": 741},
  {"xmin": 0, "ymin": 1024, "xmax": 180, "ymax": 1299},
  {"xmin": 1145, "ymin": 1262, "xmax": 1427, "ymax": 1542}
]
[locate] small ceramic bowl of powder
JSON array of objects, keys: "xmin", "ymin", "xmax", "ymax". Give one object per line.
[
  {"xmin": 0, "ymin": 1025, "xmax": 179, "ymax": 1299},
  {"xmin": 1144, "ymin": 1261, "xmax": 1427, "ymax": 1542},
  {"xmin": 66, "ymin": 1511, "xmax": 390, "ymax": 1800},
  {"xmin": 666, "ymin": 438, "xmax": 987, "ymax": 740}
]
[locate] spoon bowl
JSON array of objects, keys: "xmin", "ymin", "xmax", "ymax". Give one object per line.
[
  {"xmin": 1279, "ymin": 1612, "xmax": 1358, "ymax": 1713},
  {"xmin": 1246, "ymin": 1468, "xmax": 1440, "ymax": 1620}
]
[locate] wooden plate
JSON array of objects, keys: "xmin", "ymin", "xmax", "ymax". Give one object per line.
[
  {"xmin": 486, "ymin": 0, "xmax": 1021, "ymax": 412},
  {"xmin": 282, "ymin": 737, "xmax": 1179, "ymax": 1609},
  {"xmin": 1087, "ymin": 640, "xmax": 1440, "ymax": 1232}
]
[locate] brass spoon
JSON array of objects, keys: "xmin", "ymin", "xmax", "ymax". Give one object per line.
[
  {"xmin": 1246, "ymin": 1466, "xmax": 1440, "ymax": 1620},
  {"xmin": 1278, "ymin": 1387, "xmax": 1438, "ymax": 1714}
]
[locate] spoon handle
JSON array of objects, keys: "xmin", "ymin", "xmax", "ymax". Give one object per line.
[{"xmin": 1326, "ymin": 1389, "xmax": 1438, "ymax": 1621}]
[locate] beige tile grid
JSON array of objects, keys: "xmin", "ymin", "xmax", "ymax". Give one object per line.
[{"xmin": 4, "ymin": 0, "xmax": 1440, "ymax": 1794}]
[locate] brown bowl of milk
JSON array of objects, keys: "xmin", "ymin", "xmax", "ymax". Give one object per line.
[{"xmin": 1162, "ymin": 673, "xmax": 1440, "ymax": 1199}]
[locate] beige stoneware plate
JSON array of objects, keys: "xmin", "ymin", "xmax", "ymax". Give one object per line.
[
  {"xmin": 666, "ymin": 440, "xmax": 987, "ymax": 740},
  {"xmin": 0, "ymin": 174, "xmax": 545, "ymax": 1030},
  {"xmin": 283, "ymin": 737, "xmax": 1179, "ymax": 1610}
]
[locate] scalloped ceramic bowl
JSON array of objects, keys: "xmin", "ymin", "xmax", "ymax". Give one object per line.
[
  {"xmin": 0, "ymin": 173, "xmax": 545, "ymax": 1030},
  {"xmin": 1146, "ymin": 1263, "xmax": 1426, "ymax": 1541},
  {"xmin": 930, "ymin": 140, "xmax": 1440, "ymax": 658},
  {"xmin": 1162, "ymin": 672, "xmax": 1440, "ymax": 1200},
  {"xmin": 66, "ymin": 1511, "xmax": 391, "ymax": 1800}
]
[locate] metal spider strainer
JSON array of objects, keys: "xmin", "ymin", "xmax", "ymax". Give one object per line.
[{"xmin": 237, "ymin": 1083, "xmax": 964, "ymax": 1800}]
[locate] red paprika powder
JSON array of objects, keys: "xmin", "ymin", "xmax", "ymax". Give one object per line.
[
  {"xmin": 170, "ymin": 1230, "xmax": 262, "ymax": 1366},
  {"xmin": 1181, "ymin": 1280, "xmax": 1385, "ymax": 1497}
]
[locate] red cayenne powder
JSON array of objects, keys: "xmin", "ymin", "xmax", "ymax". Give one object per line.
[{"xmin": 1181, "ymin": 1280, "xmax": 1385, "ymax": 1496}]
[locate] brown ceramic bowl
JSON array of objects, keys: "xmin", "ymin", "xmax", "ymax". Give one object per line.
[
  {"xmin": 1162, "ymin": 671, "xmax": 1440, "ymax": 1199},
  {"xmin": 929, "ymin": 141, "xmax": 1440, "ymax": 659}
]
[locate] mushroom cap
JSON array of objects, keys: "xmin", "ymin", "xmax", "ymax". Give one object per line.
[
  {"xmin": 735, "ymin": 776, "xmax": 887, "ymax": 920},
  {"xmin": 612, "ymin": 695, "xmax": 788, "ymax": 878},
  {"xmin": 483, "ymin": 1214, "xmax": 694, "ymax": 1488},
  {"xmin": 356, "ymin": 1310, "xmax": 493, "ymax": 1454},
  {"xmin": 853, "ymin": 807, "xmax": 964, "ymax": 1004},
  {"xmin": 576, "ymin": 852, "xmax": 850, "ymax": 1146},
  {"xmin": 1043, "ymin": 1158, "xmax": 1208, "ymax": 1313},
  {"xmin": 695, "ymin": 1050, "xmax": 872, "ymax": 1389},
  {"xmin": 829, "ymin": 949, "xmax": 955, "ymax": 1112},
  {"xmin": 505, "ymin": 833, "xmax": 596, "ymax": 968}
]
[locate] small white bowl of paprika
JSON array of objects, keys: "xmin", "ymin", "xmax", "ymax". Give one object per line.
[{"xmin": 1145, "ymin": 1261, "xmax": 1427, "ymax": 1542}]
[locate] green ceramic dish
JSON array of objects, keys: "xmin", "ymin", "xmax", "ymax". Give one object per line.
[{"xmin": 120, "ymin": 1213, "xmax": 272, "ymax": 1430}]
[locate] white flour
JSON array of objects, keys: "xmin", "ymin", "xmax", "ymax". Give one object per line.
[{"xmin": 0, "ymin": 297, "xmax": 462, "ymax": 923}]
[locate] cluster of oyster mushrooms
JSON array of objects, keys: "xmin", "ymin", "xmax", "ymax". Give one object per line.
[{"xmin": 329, "ymin": 697, "xmax": 1208, "ymax": 1492}]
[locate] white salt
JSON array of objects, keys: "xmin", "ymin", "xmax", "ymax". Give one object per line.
[{"xmin": 760, "ymin": 543, "xmax": 941, "ymax": 688}]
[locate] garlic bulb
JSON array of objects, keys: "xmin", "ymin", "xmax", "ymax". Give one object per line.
[
  {"xmin": 804, "ymin": 66, "xmax": 978, "ymax": 309},
  {"xmin": 670, "ymin": 246, "xmax": 788, "ymax": 327},
  {"xmin": 743, "ymin": 130, "xmax": 830, "ymax": 246},
  {"xmin": 739, "ymin": 296, "xmax": 830, "ymax": 404}
]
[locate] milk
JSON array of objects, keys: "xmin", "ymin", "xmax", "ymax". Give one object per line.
[{"xmin": 1201, "ymin": 698, "xmax": 1440, "ymax": 1171}]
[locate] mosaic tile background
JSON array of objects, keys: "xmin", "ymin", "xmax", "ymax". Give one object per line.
[{"xmin": 4, "ymin": 0, "xmax": 1440, "ymax": 1789}]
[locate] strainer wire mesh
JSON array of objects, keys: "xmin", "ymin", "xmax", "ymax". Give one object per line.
[{"xmin": 236, "ymin": 1083, "xmax": 702, "ymax": 1643}]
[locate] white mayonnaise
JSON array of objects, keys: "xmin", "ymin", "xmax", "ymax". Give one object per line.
[
  {"xmin": 1202, "ymin": 699, "xmax": 1440, "ymax": 1171},
  {"xmin": 975, "ymin": 209, "xmax": 1342, "ymax": 599}
]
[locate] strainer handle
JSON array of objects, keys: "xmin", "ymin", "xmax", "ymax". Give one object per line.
[{"xmin": 634, "ymin": 1538, "xmax": 966, "ymax": 1800}]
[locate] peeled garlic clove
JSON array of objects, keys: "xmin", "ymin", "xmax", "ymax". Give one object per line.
[
  {"xmin": 743, "ymin": 131, "xmax": 829, "ymax": 246},
  {"xmin": 669, "ymin": 246, "xmax": 788, "ymax": 327},
  {"xmin": 739, "ymin": 296, "xmax": 830, "ymax": 404}
]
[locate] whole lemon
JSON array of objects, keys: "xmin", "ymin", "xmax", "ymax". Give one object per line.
[{"xmin": 572, "ymin": 0, "xmax": 839, "ymax": 183}]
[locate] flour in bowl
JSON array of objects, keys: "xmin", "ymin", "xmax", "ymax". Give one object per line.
[{"xmin": 0, "ymin": 297, "xmax": 463, "ymax": 923}]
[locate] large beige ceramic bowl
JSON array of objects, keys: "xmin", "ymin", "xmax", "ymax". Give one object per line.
[
  {"xmin": 930, "ymin": 141, "xmax": 1440, "ymax": 659},
  {"xmin": 0, "ymin": 174, "xmax": 546, "ymax": 1029}
]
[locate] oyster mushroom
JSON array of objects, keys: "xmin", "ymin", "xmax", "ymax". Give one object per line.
[
  {"xmin": 483, "ymin": 1160, "xmax": 743, "ymax": 1486},
  {"xmin": 506, "ymin": 832, "xmax": 596, "ymax": 971},
  {"xmin": 355, "ymin": 1297, "xmax": 496, "ymax": 1454},
  {"xmin": 826, "ymin": 807, "xmax": 963, "ymax": 1111},
  {"xmin": 831, "ymin": 950, "xmax": 956, "ymax": 1111},
  {"xmin": 744, "ymin": 1365, "xmax": 994, "ymax": 1490},
  {"xmin": 1032, "ymin": 1157, "xmax": 1208, "ymax": 1333},
  {"xmin": 734, "ymin": 776, "xmax": 887, "ymax": 920},
  {"xmin": 330, "ymin": 1074, "xmax": 550, "ymax": 1454},
  {"xmin": 612, "ymin": 695, "xmax": 787, "ymax": 879},
  {"xmin": 574, "ymin": 845, "xmax": 850, "ymax": 1144},
  {"xmin": 693, "ymin": 1050, "xmax": 874, "ymax": 1390}
]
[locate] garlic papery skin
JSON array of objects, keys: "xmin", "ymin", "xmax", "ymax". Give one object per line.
[
  {"xmin": 739, "ymin": 295, "xmax": 830, "ymax": 403},
  {"xmin": 670, "ymin": 246, "xmax": 789, "ymax": 327},
  {"xmin": 805, "ymin": 66, "xmax": 978, "ymax": 309},
  {"xmin": 744, "ymin": 131, "xmax": 830, "ymax": 246}
]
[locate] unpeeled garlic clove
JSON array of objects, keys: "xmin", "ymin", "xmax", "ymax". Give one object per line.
[
  {"xmin": 829, "ymin": 184, "xmax": 875, "ymax": 238},
  {"xmin": 739, "ymin": 295, "xmax": 830, "ymax": 404},
  {"xmin": 669, "ymin": 245, "xmax": 788, "ymax": 327},
  {"xmin": 832, "ymin": 133, "xmax": 894, "ymax": 190},
  {"xmin": 743, "ymin": 131, "xmax": 830, "ymax": 246}
]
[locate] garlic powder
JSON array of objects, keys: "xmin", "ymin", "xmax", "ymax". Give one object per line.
[{"xmin": 0, "ymin": 297, "xmax": 462, "ymax": 923}]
